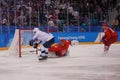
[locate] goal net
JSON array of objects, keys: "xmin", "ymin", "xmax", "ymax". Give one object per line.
[{"xmin": 8, "ymin": 29, "xmax": 37, "ymax": 57}]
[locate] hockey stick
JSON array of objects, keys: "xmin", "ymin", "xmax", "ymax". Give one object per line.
[{"xmin": 29, "ymin": 48, "xmax": 39, "ymax": 55}]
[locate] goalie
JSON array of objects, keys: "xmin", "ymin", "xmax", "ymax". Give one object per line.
[
  {"xmin": 29, "ymin": 28, "xmax": 55, "ymax": 60},
  {"xmin": 49, "ymin": 39, "xmax": 71, "ymax": 57}
]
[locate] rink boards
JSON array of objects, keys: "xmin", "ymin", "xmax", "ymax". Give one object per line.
[{"xmin": 0, "ymin": 32, "xmax": 120, "ymax": 50}]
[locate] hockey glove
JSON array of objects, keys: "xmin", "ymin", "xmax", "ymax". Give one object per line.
[
  {"xmin": 33, "ymin": 43, "xmax": 39, "ymax": 48},
  {"xmin": 29, "ymin": 40, "xmax": 34, "ymax": 46}
]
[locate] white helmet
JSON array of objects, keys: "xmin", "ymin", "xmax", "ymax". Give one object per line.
[{"xmin": 33, "ymin": 28, "xmax": 39, "ymax": 33}]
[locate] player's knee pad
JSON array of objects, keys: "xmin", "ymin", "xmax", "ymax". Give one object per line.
[
  {"xmin": 40, "ymin": 45, "xmax": 48, "ymax": 52},
  {"xmin": 40, "ymin": 45, "xmax": 45, "ymax": 51}
]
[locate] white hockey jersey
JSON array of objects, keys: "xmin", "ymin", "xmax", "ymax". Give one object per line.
[{"xmin": 32, "ymin": 29, "xmax": 54, "ymax": 43}]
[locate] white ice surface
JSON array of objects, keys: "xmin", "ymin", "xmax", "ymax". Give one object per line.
[{"xmin": 0, "ymin": 44, "xmax": 120, "ymax": 80}]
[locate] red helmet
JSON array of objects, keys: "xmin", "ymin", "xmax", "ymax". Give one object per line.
[
  {"xmin": 65, "ymin": 39, "xmax": 71, "ymax": 45},
  {"xmin": 60, "ymin": 39, "xmax": 66, "ymax": 43}
]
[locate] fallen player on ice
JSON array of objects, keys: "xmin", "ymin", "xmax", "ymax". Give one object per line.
[{"xmin": 29, "ymin": 39, "xmax": 71, "ymax": 60}]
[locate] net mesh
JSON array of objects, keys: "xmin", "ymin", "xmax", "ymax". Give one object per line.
[{"xmin": 7, "ymin": 29, "xmax": 36, "ymax": 57}]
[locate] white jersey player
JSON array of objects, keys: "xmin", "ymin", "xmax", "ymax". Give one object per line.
[{"xmin": 30, "ymin": 28, "xmax": 55, "ymax": 60}]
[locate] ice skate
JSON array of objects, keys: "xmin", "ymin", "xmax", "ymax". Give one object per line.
[
  {"xmin": 103, "ymin": 46, "xmax": 109, "ymax": 54},
  {"xmin": 104, "ymin": 50, "xmax": 108, "ymax": 54},
  {"xmin": 38, "ymin": 55, "xmax": 48, "ymax": 60}
]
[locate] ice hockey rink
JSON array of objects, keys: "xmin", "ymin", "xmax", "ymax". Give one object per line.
[{"xmin": 0, "ymin": 44, "xmax": 120, "ymax": 80}]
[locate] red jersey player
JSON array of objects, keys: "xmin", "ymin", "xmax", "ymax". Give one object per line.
[
  {"xmin": 49, "ymin": 39, "xmax": 71, "ymax": 57},
  {"xmin": 101, "ymin": 23, "xmax": 118, "ymax": 53}
]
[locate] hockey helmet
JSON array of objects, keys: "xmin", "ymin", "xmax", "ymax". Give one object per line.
[{"xmin": 33, "ymin": 28, "xmax": 39, "ymax": 33}]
